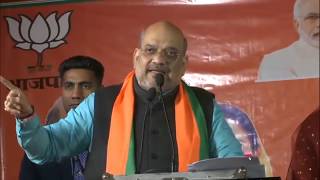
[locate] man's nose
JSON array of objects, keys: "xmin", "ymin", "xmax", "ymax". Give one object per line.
[
  {"xmin": 72, "ymin": 86, "xmax": 83, "ymax": 98},
  {"xmin": 152, "ymin": 51, "xmax": 167, "ymax": 64}
]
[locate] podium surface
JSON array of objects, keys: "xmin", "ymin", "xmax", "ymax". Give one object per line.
[{"xmin": 103, "ymin": 157, "xmax": 280, "ymax": 180}]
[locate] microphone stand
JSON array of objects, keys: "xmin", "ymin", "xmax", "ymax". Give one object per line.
[
  {"xmin": 155, "ymin": 74, "xmax": 175, "ymax": 172},
  {"xmin": 137, "ymin": 88, "xmax": 156, "ymax": 173}
]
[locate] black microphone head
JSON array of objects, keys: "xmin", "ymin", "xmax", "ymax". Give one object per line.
[
  {"xmin": 155, "ymin": 73, "xmax": 164, "ymax": 88},
  {"xmin": 146, "ymin": 87, "xmax": 156, "ymax": 101}
]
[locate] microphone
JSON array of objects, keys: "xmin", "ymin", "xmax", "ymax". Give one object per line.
[
  {"xmin": 146, "ymin": 87, "xmax": 156, "ymax": 101},
  {"xmin": 155, "ymin": 73, "xmax": 164, "ymax": 89},
  {"xmin": 155, "ymin": 73, "xmax": 175, "ymax": 172},
  {"xmin": 138, "ymin": 87, "xmax": 156, "ymax": 173}
]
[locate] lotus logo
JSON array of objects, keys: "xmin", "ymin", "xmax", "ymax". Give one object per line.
[{"xmin": 5, "ymin": 11, "xmax": 72, "ymax": 70}]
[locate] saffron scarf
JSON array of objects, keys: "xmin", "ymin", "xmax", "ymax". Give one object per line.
[{"xmin": 106, "ymin": 71, "xmax": 209, "ymax": 175}]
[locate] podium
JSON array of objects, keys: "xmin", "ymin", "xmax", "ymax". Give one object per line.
[{"xmin": 102, "ymin": 157, "xmax": 281, "ymax": 180}]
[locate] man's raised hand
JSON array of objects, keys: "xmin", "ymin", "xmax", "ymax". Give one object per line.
[{"xmin": 0, "ymin": 75, "xmax": 33, "ymax": 118}]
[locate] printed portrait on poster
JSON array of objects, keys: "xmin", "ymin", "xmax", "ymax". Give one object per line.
[{"xmin": 257, "ymin": 0, "xmax": 319, "ymax": 82}]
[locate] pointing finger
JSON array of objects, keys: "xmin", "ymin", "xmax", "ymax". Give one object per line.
[{"xmin": 0, "ymin": 75, "xmax": 18, "ymax": 90}]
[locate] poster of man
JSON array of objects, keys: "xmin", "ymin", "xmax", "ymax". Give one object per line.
[{"xmin": 257, "ymin": 0, "xmax": 319, "ymax": 82}]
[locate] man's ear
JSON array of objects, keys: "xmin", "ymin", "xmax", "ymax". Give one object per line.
[
  {"xmin": 133, "ymin": 48, "xmax": 140, "ymax": 69},
  {"xmin": 293, "ymin": 19, "xmax": 299, "ymax": 32},
  {"xmin": 182, "ymin": 55, "xmax": 189, "ymax": 68},
  {"xmin": 181, "ymin": 55, "xmax": 189, "ymax": 74},
  {"xmin": 184, "ymin": 55, "xmax": 189, "ymax": 65}
]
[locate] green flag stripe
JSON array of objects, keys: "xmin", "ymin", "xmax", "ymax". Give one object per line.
[
  {"xmin": 126, "ymin": 129, "xmax": 136, "ymax": 175},
  {"xmin": 184, "ymin": 83, "xmax": 209, "ymax": 159}
]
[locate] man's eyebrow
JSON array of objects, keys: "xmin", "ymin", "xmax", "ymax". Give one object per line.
[
  {"xmin": 63, "ymin": 80, "xmax": 75, "ymax": 84},
  {"xmin": 79, "ymin": 81, "xmax": 93, "ymax": 85},
  {"xmin": 143, "ymin": 44, "xmax": 156, "ymax": 48},
  {"xmin": 166, "ymin": 47, "xmax": 179, "ymax": 50},
  {"xmin": 63, "ymin": 80, "xmax": 92, "ymax": 83},
  {"xmin": 305, "ymin": 12, "xmax": 320, "ymax": 16}
]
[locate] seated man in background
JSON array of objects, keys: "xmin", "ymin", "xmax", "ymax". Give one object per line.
[
  {"xmin": 2, "ymin": 21, "xmax": 243, "ymax": 180},
  {"xmin": 19, "ymin": 55, "xmax": 104, "ymax": 180}
]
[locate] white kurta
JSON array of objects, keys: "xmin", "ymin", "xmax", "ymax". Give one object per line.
[{"xmin": 257, "ymin": 39, "xmax": 319, "ymax": 82}]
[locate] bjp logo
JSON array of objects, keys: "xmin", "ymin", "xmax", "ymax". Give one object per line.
[{"xmin": 5, "ymin": 11, "xmax": 72, "ymax": 71}]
